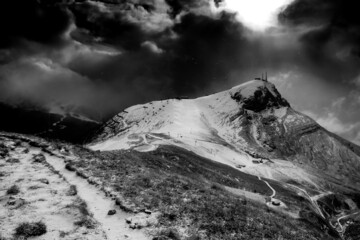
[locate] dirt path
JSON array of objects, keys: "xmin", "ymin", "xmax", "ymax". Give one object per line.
[
  {"xmin": 44, "ymin": 153, "xmax": 149, "ymax": 240},
  {"xmin": 0, "ymin": 140, "xmax": 106, "ymax": 239},
  {"xmin": 258, "ymin": 176, "xmax": 276, "ymax": 198},
  {"xmin": 224, "ymin": 182, "xmax": 298, "ymax": 219},
  {"xmin": 224, "ymin": 186, "xmax": 267, "ymax": 204},
  {"xmin": 288, "ymin": 184, "xmax": 326, "ymax": 219},
  {"xmin": 336, "ymin": 211, "xmax": 360, "ymax": 232},
  {"xmin": 0, "ymin": 135, "xmax": 150, "ymax": 240}
]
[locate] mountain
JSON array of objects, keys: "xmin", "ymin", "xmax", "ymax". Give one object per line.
[
  {"xmin": 0, "ymin": 101, "xmax": 100, "ymax": 143},
  {"xmin": 89, "ymin": 79, "xmax": 360, "ymax": 190},
  {"xmin": 89, "ymin": 79, "xmax": 360, "ymax": 238}
]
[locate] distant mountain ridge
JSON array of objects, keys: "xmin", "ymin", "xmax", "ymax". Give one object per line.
[{"xmin": 0, "ymin": 101, "xmax": 100, "ymax": 143}]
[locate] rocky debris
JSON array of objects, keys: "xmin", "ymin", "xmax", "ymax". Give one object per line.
[
  {"xmin": 76, "ymin": 169, "xmax": 90, "ymax": 179},
  {"xmin": 107, "ymin": 210, "xmax": 116, "ymax": 215},
  {"xmin": 38, "ymin": 178, "xmax": 49, "ymax": 184},
  {"xmin": 6, "ymin": 158, "xmax": 20, "ymax": 164},
  {"xmin": 14, "ymin": 221, "xmax": 47, "ymax": 238},
  {"xmin": 65, "ymin": 163, "xmax": 76, "ymax": 172},
  {"xmin": 104, "ymin": 189, "xmax": 118, "ymax": 199},
  {"xmin": 7, "ymin": 197, "xmax": 26, "ymax": 209},
  {"xmin": 41, "ymin": 146, "xmax": 56, "ymax": 156},
  {"xmin": 125, "ymin": 212, "xmax": 160, "ymax": 229},
  {"xmin": 32, "ymin": 154, "xmax": 46, "ymax": 163},
  {"xmin": 7, "ymin": 185, "xmax": 20, "ymax": 195},
  {"xmin": 14, "ymin": 140, "xmax": 24, "ymax": 147},
  {"xmin": 28, "ymin": 141, "xmax": 50, "ymax": 150},
  {"xmin": 0, "ymin": 150, "xmax": 9, "ymax": 158},
  {"xmin": 115, "ymin": 197, "xmax": 136, "ymax": 213},
  {"xmin": 60, "ymin": 147, "xmax": 70, "ymax": 155},
  {"xmin": 67, "ymin": 185, "xmax": 77, "ymax": 196},
  {"xmin": 22, "ymin": 148, "xmax": 30, "ymax": 154},
  {"xmin": 0, "ymin": 143, "xmax": 9, "ymax": 158},
  {"xmin": 236, "ymin": 164, "xmax": 246, "ymax": 169},
  {"xmin": 87, "ymin": 177, "xmax": 102, "ymax": 186},
  {"xmin": 129, "ymin": 223, "xmax": 138, "ymax": 229},
  {"xmin": 144, "ymin": 209, "xmax": 152, "ymax": 215}
]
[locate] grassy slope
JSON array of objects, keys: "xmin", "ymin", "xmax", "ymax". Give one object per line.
[{"xmin": 68, "ymin": 145, "xmax": 333, "ymax": 240}]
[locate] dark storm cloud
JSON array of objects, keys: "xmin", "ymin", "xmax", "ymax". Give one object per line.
[
  {"xmin": 275, "ymin": 0, "xmax": 360, "ymax": 144},
  {"xmin": 66, "ymin": 11, "xmax": 248, "ymax": 113},
  {"xmin": 164, "ymin": 0, "xmax": 212, "ymax": 18},
  {"xmin": 161, "ymin": 12, "xmax": 246, "ymax": 94},
  {"xmin": 0, "ymin": 0, "xmax": 71, "ymax": 49},
  {"xmin": 67, "ymin": 0, "xmax": 295, "ymax": 99},
  {"xmin": 69, "ymin": 1, "xmax": 148, "ymax": 50},
  {"xmin": 0, "ymin": 0, "xmax": 252, "ymax": 119},
  {"xmin": 0, "ymin": 0, "xmax": 311, "ymax": 119},
  {"xmin": 278, "ymin": 0, "xmax": 360, "ymax": 82}
]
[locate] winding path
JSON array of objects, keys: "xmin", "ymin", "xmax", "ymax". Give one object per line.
[
  {"xmin": 288, "ymin": 184, "xmax": 326, "ymax": 219},
  {"xmin": 43, "ymin": 153, "xmax": 149, "ymax": 240},
  {"xmin": 258, "ymin": 176, "xmax": 276, "ymax": 198}
]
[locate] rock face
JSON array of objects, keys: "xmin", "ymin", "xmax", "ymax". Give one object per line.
[
  {"xmin": 234, "ymin": 98, "xmax": 360, "ymax": 190},
  {"xmin": 230, "ymin": 81, "xmax": 290, "ymax": 112}
]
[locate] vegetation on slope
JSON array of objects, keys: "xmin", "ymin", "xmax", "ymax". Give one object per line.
[{"xmin": 68, "ymin": 145, "xmax": 333, "ymax": 239}]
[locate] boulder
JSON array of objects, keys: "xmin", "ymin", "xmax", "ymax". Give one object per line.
[
  {"xmin": 33, "ymin": 154, "xmax": 46, "ymax": 163},
  {"xmin": 7, "ymin": 198, "xmax": 26, "ymax": 209},
  {"xmin": 6, "ymin": 158, "xmax": 20, "ymax": 164},
  {"xmin": 38, "ymin": 178, "xmax": 49, "ymax": 184},
  {"xmin": 108, "ymin": 210, "xmax": 117, "ymax": 215}
]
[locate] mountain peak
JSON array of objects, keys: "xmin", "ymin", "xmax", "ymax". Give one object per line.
[{"xmin": 229, "ymin": 80, "xmax": 290, "ymax": 112}]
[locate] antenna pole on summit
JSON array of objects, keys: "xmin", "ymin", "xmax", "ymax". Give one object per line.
[{"xmin": 265, "ymin": 72, "xmax": 268, "ymax": 82}]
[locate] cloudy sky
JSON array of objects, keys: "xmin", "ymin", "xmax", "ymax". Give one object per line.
[{"xmin": 0, "ymin": 0, "xmax": 359, "ymax": 145}]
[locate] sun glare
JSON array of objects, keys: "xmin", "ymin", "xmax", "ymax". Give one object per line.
[{"xmin": 220, "ymin": 0, "xmax": 294, "ymax": 31}]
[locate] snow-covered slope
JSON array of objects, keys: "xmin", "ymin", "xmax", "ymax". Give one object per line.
[
  {"xmin": 90, "ymin": 80, "xmax": 277, "ymax": 156},
  {"xmin": 90, "ymin": 80, "xmax": 286, "ymax": 150},
  {"xmin": 89, "ymin": 79, "xmax": 360, "ymax": 190}
]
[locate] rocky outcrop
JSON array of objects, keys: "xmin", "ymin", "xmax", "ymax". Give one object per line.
[
  {"xmin": 234, "ymin": 102, "xmax": 360, "ymax": 190},
  {"xmin": 231, "ymin": 82, "xmax": 290, "ymax": 112}
]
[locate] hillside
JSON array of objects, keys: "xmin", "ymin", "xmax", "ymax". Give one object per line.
[
  {"xmin": 90, "ymin": 79, "xmax": 360, "ymax": 191},
  {"xmin": 89, "ymin": 79, "xmax": 360, "ymax": 238},
  {"xmin": 0, "ymin": 133, "xmax": 337, "ymax": 240}
]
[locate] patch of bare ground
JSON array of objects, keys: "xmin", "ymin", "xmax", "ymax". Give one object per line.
[{"xmin": 0, "ymin": 139, "xmax": 106, "ymax": 239}]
